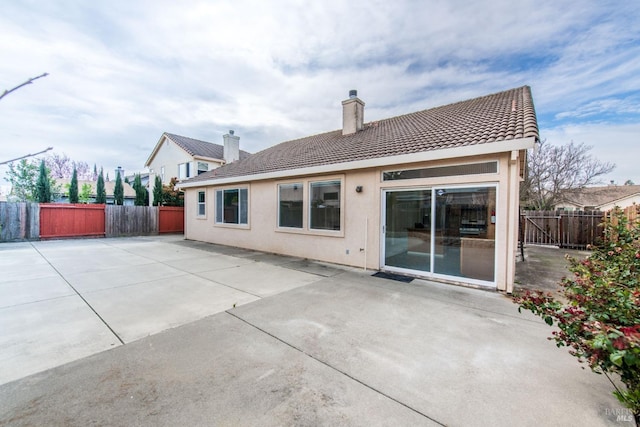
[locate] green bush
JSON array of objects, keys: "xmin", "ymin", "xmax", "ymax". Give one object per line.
[{"xmin": 514, "ymin": 206, "xmax": 640, "ymax": 422}]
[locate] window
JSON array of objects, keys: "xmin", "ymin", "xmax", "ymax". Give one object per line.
[
  {"xmin": 310, "ymin": 180, "xmax": 341, "ymax": 231},
  {"xmin": 197, "ymin": 162, "xmax": 209, "ymax": 175},
  {"xmin": 215, "ymin": 188, "xmax": 248, "ymax": 225},
  {"xmin": 383, "ymin": 162, "xmax": 498, "ymax": 181},
  {"xmin": 197, "ymin": 191, "xmax": 205, "ymax": 216},
  {"xmin": 179, "ymin": 162, "xmax": 191, "ymax": 179},
  {"xmin": 160, "ymin": 166, "xmax": 165, "ymax": 182},
  {"xmin": 278, "ymin": 183, "xmax": 303, "ymax": 228}
]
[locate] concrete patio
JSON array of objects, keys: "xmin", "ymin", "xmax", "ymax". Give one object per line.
[{"xmin": 0, "ymin": 236, "xmax": 632, "ymax": 425}]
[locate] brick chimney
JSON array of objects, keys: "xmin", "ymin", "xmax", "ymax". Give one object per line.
[
  {"xmin": 342, "ymin": 90, "xmax": 364, "ymax": 135},
  {"xmin": 223, "ymin": 130, "xmax": 240, "ymax": 163}
]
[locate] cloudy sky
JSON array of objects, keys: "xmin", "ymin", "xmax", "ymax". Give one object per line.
[{"xmin": 1, "ymin": 0, "xmax": 639, "ymax": 186}]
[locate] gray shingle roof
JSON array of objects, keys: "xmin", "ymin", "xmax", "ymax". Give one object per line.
[
  {"xmin": 164, "ymin": 133, "xmax": 251, "ymax": 161},
  {"xmin": 185, "ymin": 86, "xmax": 538, "ymax": 183},
  {"xmin": 564, "ymin": 185, "xmax": 640, "ymax": 208}
]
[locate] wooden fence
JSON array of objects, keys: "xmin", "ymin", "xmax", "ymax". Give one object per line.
[
  {"xmin": 604, "ymin": 205, "xmax": 640, "ymax": 226},
  {"xmin": 0, "ymin": 202, "xmax": 39, "ymax": 241},
  {"xmin": 106, "ymin": 205, "xmax": 158, "ymax": 237},
  {"xmin": 0, "ymin": 203, "xmax": 184, "ymax": 242},
  {"xmin": 158, "ymin": 206, "xmax": 184, "ymax": 234},
  {"xmin": 520, "ymin": 206, "xmax": 639, "ymax": 249},
  {"xmin": 40, "ymin": 204, "xmax": 106, "ymax": 239}
]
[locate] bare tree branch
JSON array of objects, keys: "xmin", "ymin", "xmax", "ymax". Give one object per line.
[
  {"xmin": 521, "ymin": 140, "xmax": 615, "ymax": 210},
  {"xmin": 0, "ymin": 147, "xmax": 54, "ymax": 166},
  {"xmin": 0, "ymin": 73, "xmax": 49, "ymax": 101}
]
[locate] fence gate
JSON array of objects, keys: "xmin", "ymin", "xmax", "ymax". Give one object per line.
[
  {"xmin": 520, "ymin": 210, "xmax": 605, "ymax": 249},
  {"xmin": 521, "ymin": 211, "xmax": 561, "ymax": 246}
]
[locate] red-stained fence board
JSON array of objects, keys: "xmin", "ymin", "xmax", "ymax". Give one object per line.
[
  {"xmin": 158, "ymin": 206, "xmax": 184, "ymax": 233},
  {"xmin": 39, "ymin": 204, "xmax": 106, "ymax": 239}
]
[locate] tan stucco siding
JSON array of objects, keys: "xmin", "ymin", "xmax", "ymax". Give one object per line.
[
  {"xmin": 185, "ymin": 170, "xmax": 380, "ymax": 269},
  {"xmin": 147, "ymin": 138, "xmax": 193, "ymax": 185},
  {"xmin": 184, "ymin": 152, "xmax": 520, "ymax": 290}
]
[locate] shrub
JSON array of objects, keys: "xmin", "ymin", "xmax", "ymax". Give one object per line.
[{"xmin": 514, "ymin": 206, "xmax": 640, "ymax": 423}]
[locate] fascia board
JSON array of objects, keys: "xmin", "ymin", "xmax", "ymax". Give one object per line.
[{"xmin": 145, "ymin": 133, "xmax": 174, "ymax": 167}]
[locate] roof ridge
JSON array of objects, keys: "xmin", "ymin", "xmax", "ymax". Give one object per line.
[{"xmin": 165, "ymin": 132, "xmax": 220, "ymax": 146}]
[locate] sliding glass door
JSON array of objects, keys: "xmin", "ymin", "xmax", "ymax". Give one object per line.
[
  {"xmin": 384, "ymin": 190, "xmax": 432, "ymax": 272},
  {"xmin": 383, "ymin": 186, "xmax": 496, "ymax": 284}
]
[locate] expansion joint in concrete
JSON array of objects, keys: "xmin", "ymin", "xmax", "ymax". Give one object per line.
[
  {"xmin": 29, "ymin": 242, "xmax": 125, "ymax": 346},
  {"xmin": 226, "ymin": 310, "xmax": 446, "ymax": 426}
]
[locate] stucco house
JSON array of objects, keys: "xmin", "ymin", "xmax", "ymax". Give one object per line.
[
  {"xmin": 557, "ymin": 185, "xmax": 640, "ymax": 211},
  {"xmin": 145, "ymin": 132, "xmax": 251, "ymax": 205},
  {"xmin": 178, "ymin": 87, "xmax": 539, "ymax": 293}
]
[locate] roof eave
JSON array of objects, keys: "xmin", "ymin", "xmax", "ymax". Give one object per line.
[
  {"xmin": 177, "ymin": 137, "xmax": 536, "ymax": 189},
  {"xmin": 596, "ymin": 192, "xmax": 640, "ymax": 209},
  {"xmin": 144, "ymin": 133, "xmax": 172, "ymax": 167},
  {"xmin": 193, "ymin": 155, "xmax": 225, "ymax": 163}
]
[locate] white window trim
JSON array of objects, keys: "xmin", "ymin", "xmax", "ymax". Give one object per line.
[
  {"xmin": 214, "ymin": 186, "xmax": 250, "ymax": 228},
  {"xmin": 275, "ymin": 175, "xmax": 344, "ymax": 237},
  {"xmin": 277, "ymin": 181, "xmax": 304, "ymax": 230},
  {"xmin": 381, "ymin": 160, "xmax": 499, "ymax": 183},
  {"xmin": 197, "ymin": 190, "xmax": 206, "ymax": 218}
]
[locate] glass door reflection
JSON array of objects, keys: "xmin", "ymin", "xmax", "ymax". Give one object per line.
[
  {"xmin": 384, "ymin": 190, "xmax": 432, "ymax": 272},
  {"xmin": 434, "ymin": 187, "xmax": 496, "ymax": 281}
]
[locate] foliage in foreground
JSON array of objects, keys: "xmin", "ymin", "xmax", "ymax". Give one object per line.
[
  {"xmin": 160, "ymin": 177, "xmax": 184, "ymax": 207},
  {"xmin": 514, "ymin": 207, "xmax": 640, "ymax": 421}
]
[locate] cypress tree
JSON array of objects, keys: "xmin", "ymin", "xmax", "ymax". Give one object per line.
[
  {"xmin": 36, "ymin": 160, "xmax": 51, "ymax": 203},
  {"xmin": 69, "ymin": 167, "xmax": 79, "ymax": 203},
  {"xmin": 114, "ymin": 172, "xmax": 124, "ymax": 205},
  {"xmin": 95, "ymin": 169, "xmax": 107, "ymax": 204},
  {"xmin": 133, "ymin": 174, "xmax": 146, "ymax": 206},
  {"xmin": 152, "ymin": 175, "xmax": 163, "ymax": 206}
]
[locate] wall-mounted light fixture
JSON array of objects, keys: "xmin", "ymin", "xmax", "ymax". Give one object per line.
[{"xmin": 355, "ymin": 186, "xmax": 363, "ymax": 193}]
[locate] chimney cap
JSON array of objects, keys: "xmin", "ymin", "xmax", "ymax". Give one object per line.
[
  {"xmin": 229, "ymin": 130, "xmax": 234, "ymax": 135},
  {"xmin": 349, "ymin": 90, "xmax": 357, "ymax": 99}
]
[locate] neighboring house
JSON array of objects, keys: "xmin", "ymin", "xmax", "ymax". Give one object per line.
[
  {"xmin": 178, "ymin": 87, "xmax": 539, "ymax": 293},
  {"xmin": 558, "ymin": 185, "xmax": 640, "ymax": 211},
  {"xmin": 145, "ymin": 132, "xmax": 251, "ymax": 206},
  {"xmin": 125, "ymin": 172, "xmax": 150, "ymax": 189},
  {"xmin": 54, "ymin": 179, "xmax": 136, "ymax": 205}
]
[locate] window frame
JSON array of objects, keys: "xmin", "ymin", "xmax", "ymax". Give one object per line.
[
  {"xmin": 277, "ymin": 182, "xmax": 304, "ymax": 229},
  {"xmin": 197, "ymin": 162, "xmax": 209, "ymax": 175},
  {"xmin": 214, "ymin": 187, "xmax": 249, "ymax": 227},
  {"xmin": 275, "ymin": 175, "xmax": 345, "ymax": 237},
  {"xmin": 179, "ymin": 162, "xmax": 191, "ymax": 180},
  {"xmin": 309, "ymin": 179, "xmax": 343, "ymax": 232},
  {"xmin": 382, "ymin": 161, "xmax": 499, "ymax": 182},
  {"xmin": 197, "ymin": 190, "xmax": 206, "ymax": 218}
]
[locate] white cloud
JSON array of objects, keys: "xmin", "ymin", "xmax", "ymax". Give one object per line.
[
  {"xmin": 542, "ymin": 122, "xmax": 640, "ymax": 185},
  {"xmin": 0, "ymin": 0, "xmax": 639, "ymax": 184}
]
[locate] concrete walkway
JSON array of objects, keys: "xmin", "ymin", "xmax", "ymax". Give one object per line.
[{"xmin": 0, "ymin": 237, "xmax": 632, "ymax": 426}]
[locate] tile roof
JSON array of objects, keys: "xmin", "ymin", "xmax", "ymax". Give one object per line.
[
  {"xmin": 185, "ymin": 86, "xmax": 538, "ymax": 183},
  {"xmin": 56, "ymin": 179, "xmax": 137, "ymax": 198},
  {"xmin": 563, "ymin": 185, "xmax": 640, "ymax": 208},
  {"xmin": 164, "ymin": 133, "xmax": 251, "ymax": 161}
]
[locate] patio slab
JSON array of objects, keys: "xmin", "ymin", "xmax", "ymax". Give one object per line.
[
  {"xmin": 0, "ymin": 295, "xmax": 119, "ymax": 385},
  {"xmin": 82, "ymin": 274, "xmax": 260, "ymax": 342}
]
